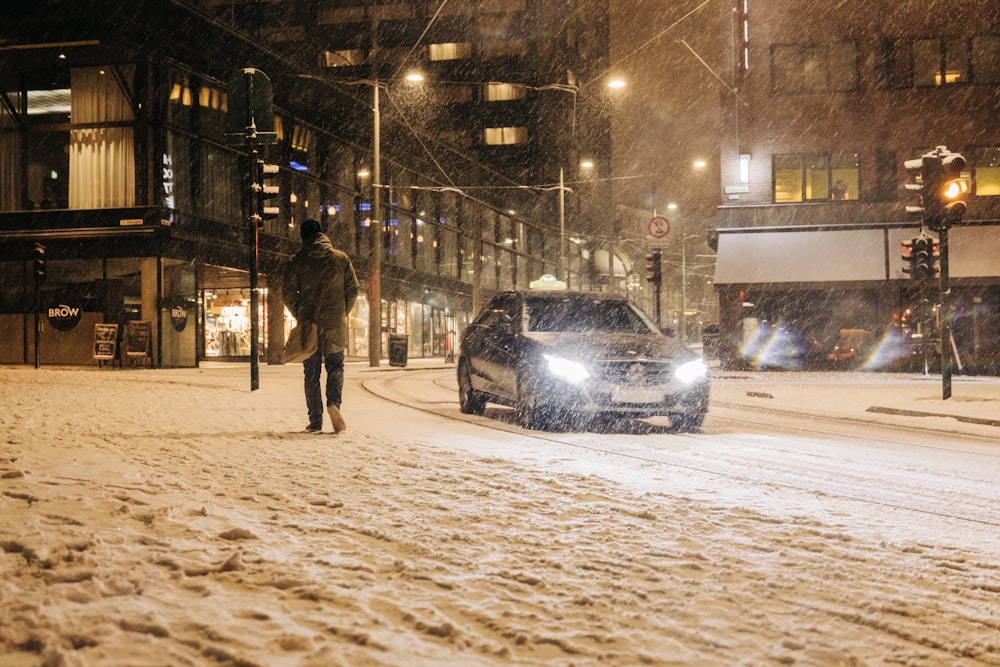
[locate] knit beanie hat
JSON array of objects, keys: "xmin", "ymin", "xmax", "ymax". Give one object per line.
[{"xmin": 300, "ymin": 218, "xmax": 323, "ymax": 240}]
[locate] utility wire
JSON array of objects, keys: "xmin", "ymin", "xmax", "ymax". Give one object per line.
[
  {"xmin": 584, "ymin": 0, "xmax": 712, "ymax": 87},
  {"xmin": 678, "ymin": 39, "xmax": 749, "ymax": 107}
]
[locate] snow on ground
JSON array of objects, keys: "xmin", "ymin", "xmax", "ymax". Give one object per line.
[{"xmin": 1, "ymin": 365, "xmax": 998, "ymax": 666}]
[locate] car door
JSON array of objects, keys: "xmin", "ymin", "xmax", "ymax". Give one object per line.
[
  {"xmin": 463, "ymin": 293, "xmax": 520, "ymax": 398},
  {"xmin": 489, "ymin": 293, "xmax": 523, "ymax": 401}
]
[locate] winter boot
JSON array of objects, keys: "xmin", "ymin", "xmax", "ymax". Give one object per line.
[{"xmin": 328, "ymin": 405, "xmax": 347, "ymax": 433}]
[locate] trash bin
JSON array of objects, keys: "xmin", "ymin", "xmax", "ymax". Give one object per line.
[{"xmin": 388, "ymin": 333, "xmax": 408, "ymax": 367}]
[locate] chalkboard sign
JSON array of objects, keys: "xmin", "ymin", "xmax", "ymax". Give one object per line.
[
  {"xmin": 93, "ymin": 323, "xmax": 118, "ymax": 360},
  {"xmin": 126, "ymin": 321, "xmax": 152, "ymax": 357},
  {"xmin": 388, "ymin": 333, "xmax": 408, "ymax": 367}
]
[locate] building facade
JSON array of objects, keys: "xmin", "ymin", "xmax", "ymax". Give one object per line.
[
  {"xmin": 1, "ymin": 0, "xmax": 633, "ymax": 367},
  {"xmin": 711, "ymin": 0, "xmax": 1000, "ymax": 372}
]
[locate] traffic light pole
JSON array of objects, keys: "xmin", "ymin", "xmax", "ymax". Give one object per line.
[
  {"xmin": 938, "ymin": 226, "xmax": 951, "ymax": 400},
  {"xmin": 225, "ymin": 68, "xmax": 277, "ymax": 392},
  {"xmin": 654, "ymin": 285, "xmax": 662, "ymax": 331},
  {"xmin": 34, "ymin": 275, "xmax": 40, "ymax": 369},
  {"xmin": 905, "ymin": 145, "xmax": 967, "ymax": 400},
  {"xmin": 32, "ymin": 242, "xmax": 45, "ymax": 369},
  {"xmin": 248, "ymin": 148, "xmax": 261, "ymax": 391}
]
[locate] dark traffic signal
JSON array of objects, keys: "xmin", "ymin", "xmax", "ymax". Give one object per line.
[
  {"xmin": 252, "ymin": 160, "xmax": 280, "ymax": 228},
  {"xmin": 645, "ymin": 249, "xmax": 662, "ymax": 286},
  {"xmin": 33, "ymin": 242, "xmax": 46, "ymax": 284},
  {"xmin": 902, "ymin": 234, "xmax": 936, "ymax": 281}
]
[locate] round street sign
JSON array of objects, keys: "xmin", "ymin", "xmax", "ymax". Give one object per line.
[{"xmin": 648, "ymin": 215, "xmax": 670, "ymax": 239}]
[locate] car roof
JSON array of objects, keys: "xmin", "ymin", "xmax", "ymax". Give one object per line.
[{"xmin": 500, "ymin": 289, "xmax": 629, "ymax": 302}]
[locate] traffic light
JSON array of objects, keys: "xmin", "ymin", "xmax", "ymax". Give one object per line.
[
  {"xmin": 902, "ymin": 234, "xmax": 936, "ymax": 281},
  {"xmin": 252, "ymin": 159, "xmax": 280, "ymax": 228},
  {"xmin": 645, "ymin": 249, "xmax": 662, "ymax": 286},
  {"xmin": 904, "ymin": 146, "xmax": 968, "ymax": 232},
  {"xmin": 936, "ymin": 149, "xmax": 968, "ymax": 229},
  {"xmin": 32, "ymin": 242, "xmax": 46, "ymax": 284}
]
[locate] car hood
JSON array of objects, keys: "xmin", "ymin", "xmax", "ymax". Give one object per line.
[{"xmin": 522, "ymin": 331, "xmax": 697, "ymax": 363}]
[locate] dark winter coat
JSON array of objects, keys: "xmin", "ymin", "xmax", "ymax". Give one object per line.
[{"xmin": 282, "ymin": 233, "xmax": 360, "ymax": 354}]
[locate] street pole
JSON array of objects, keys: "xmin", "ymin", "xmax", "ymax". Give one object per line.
[
  {"xmin": 225, "ymin": 67, "xmax": 276, "ymax": 391},
  {"xmin": 680, "ymin": 239, "xmax": 687, "ymax": 346},
  {"xmin": 939, "ymin": 226, "xmax": 951, "ymax": 399},
  {"xmin": 559, "ymin": 166, "xmax": 566, "ymax": 286},
  {"xmin": 248, "ymin": 148, "xmax": 260, "ymax": 390},
  {"xmin": 367, "ymin": 82, "xmax": 382, "ymax": 367},
  {"xmin": 34, "ymin": 270, "xmax": 40, "ymax": 369}
]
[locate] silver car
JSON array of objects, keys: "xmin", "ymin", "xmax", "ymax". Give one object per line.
[{"xmin": 457, "ymin": 290, "xmax": 709, "ymax": 431}]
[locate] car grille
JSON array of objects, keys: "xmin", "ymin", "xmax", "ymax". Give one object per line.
[{"xmin": 590, "ymin": 360, "xmax": 674, "ymax": 385}]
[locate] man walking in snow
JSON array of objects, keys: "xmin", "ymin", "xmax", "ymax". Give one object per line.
[{"xmin": 282, "ymin": 219, "xmax": 360, "ymax": 433}]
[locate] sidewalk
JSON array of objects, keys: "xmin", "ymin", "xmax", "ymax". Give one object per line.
[{"xmin": 710, "ymin": 371, "xmax": 1000, "ymax": 438}]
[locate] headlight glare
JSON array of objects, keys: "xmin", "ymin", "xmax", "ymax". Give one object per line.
[
  {"xmin": 674, "ymin": 359, "xmax": 708, "ymax": 385},
  {"xmin": 544, "ymin": 354, "xmax": 590, "ymax": 384}
]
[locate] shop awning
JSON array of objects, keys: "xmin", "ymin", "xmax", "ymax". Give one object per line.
[{"xmin": 713, "ymin": 223, "xmax": 1000, "ymax": 286}]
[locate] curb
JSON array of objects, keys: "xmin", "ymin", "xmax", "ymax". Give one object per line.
[{"xmin": 865, "ymin": 406, "xmax": 1000, "ymax": 428}]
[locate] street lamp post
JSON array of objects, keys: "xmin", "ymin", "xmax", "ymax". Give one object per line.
[
  {"xmin": 368, "ymin": 82, "xmax": 381, "ymax": 367},
  {"xmin": 559, "ymin": 166, "xmax": 566, "ymax": 285},
  {"xmin": 528, "ymin": 83, "xmax": 577, "ymax": 287}
]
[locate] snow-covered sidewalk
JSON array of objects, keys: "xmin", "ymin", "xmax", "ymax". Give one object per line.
[
  {"xmin": 711, "ymin": 369, "xmax": 1000, "ymax": 439},
  {"xmin": 1, "ymin": 364, "xmax": 998, "ymax": 666}
]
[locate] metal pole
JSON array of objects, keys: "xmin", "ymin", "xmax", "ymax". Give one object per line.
[
  {"xmin": 939, "ymin": 226, "xmax": 951, "ymax": 400},
  {"xmin": 655, "ymin": 283, "xmax": 661, "ymax": 330},
  {"xmin": 367, "ymin": 82, "xmax": 382, "ymax": 367},
  {"xmin": 559, "ymin": 166, "xmax": 566, "ymax": 285},
  {"xmin": 680, "ymin": 239, "xmax": 687, "ymax": 345},
  {"xmin": 34, "ymin": 277, "xmax": 40, "ymax": 369},
  {"xmin": 249, "ymin": 148, "xmax": 260, "ymax": 391}
]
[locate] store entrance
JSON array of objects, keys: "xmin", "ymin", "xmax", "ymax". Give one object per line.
[
  {"xmin": 203, "ymin": 287, "xmax": 253, "ymax": 359},
  {"xmin": 198, "ymin": 264, "xmax": 270, "ymax": 362}
]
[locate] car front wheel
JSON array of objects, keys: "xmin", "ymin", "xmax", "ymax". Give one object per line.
[
  {"xmin": 458, "ymin": 359, "xmax": 487, "ymax": 415},
  {"xmin": 516, "ymin": 372, "xmax": 553, "ymax": 430},
  {"xmin": 668, "ymin": 410, "xmax": 705, "ymax": 433}
]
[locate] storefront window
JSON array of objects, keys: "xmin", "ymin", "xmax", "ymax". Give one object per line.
[
  {"xmin": 349, "ymin": 296, "xmax": 369, "ymax": 358},
  {"xmin": 203, "ymin": 288, "xmax": 252, "ymax": 357}
]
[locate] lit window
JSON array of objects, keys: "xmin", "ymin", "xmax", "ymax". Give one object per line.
[
  {"xmin": 26, "ymin": 88, "xmax": 71, "ymax": 115},
  {"xmin": 429, "ymin": 42, "xmax": 472, "ymax": 61},
  {"xmin": 773, "ymin": 152, "xmax": 859, "ymax": 203},
  {"xmin": 972, "ymin": 147, "xmax": 1000, "ymax": 196},
  {"xmin": 482, "ymin": 82, "xmax": 527, "ymax": 102},
  {"xmin": 290, "ymin": 125, "xmax": 312, "ymax": 153},
  {"xmin": 323, "ymin": 49, "xmax": 366, "ymax": 67},
  {"xmin": 484, "ymin": 127, "xmax": 528, "ymax": 145},
  {"xmin": 169, "ymin": 83, "xmax": 192, "ymax": 107},
  {"xmin": 198, "ymin": 86, "xmax": 226, "ymax": 111},
  {"xmin": 913, "ymin": 38, "xmax": 968, "ymax": 86}
]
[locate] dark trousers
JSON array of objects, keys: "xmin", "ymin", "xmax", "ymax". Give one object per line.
[{"xmin": 303, "ymin": 350, "xmax": 345, "ymax": 429}]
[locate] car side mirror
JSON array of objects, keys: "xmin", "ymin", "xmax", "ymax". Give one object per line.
[{"xmin": 490, "ymin": 318, "xmax": 513, "ymax": 334}]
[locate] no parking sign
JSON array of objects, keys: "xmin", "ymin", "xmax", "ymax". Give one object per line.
[{"xmin": 648, "ymin": 215, "xmax": 670, "ymax": 239}]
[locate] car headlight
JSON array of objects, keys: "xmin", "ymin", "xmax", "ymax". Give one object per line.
[
  {"xmin": 544, "ymin": 354, "xmax": 590, "ymax": 384},
  {"xmin": 674, "ymin": 359, "xmax": 708, "ymax": 385}
]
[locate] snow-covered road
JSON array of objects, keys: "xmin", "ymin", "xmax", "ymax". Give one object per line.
[
  {"xmin": 1, "ymin": 364, "xmax": 998, "ymax": 666},
  {"xmin": 365, "ymin": 366, "xmax": 1000, "ymax": 553}
]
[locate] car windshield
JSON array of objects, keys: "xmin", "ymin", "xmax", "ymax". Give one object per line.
[{"xmin": 525, "ymin": 296, "xmax": 654, "ymax": 334}]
